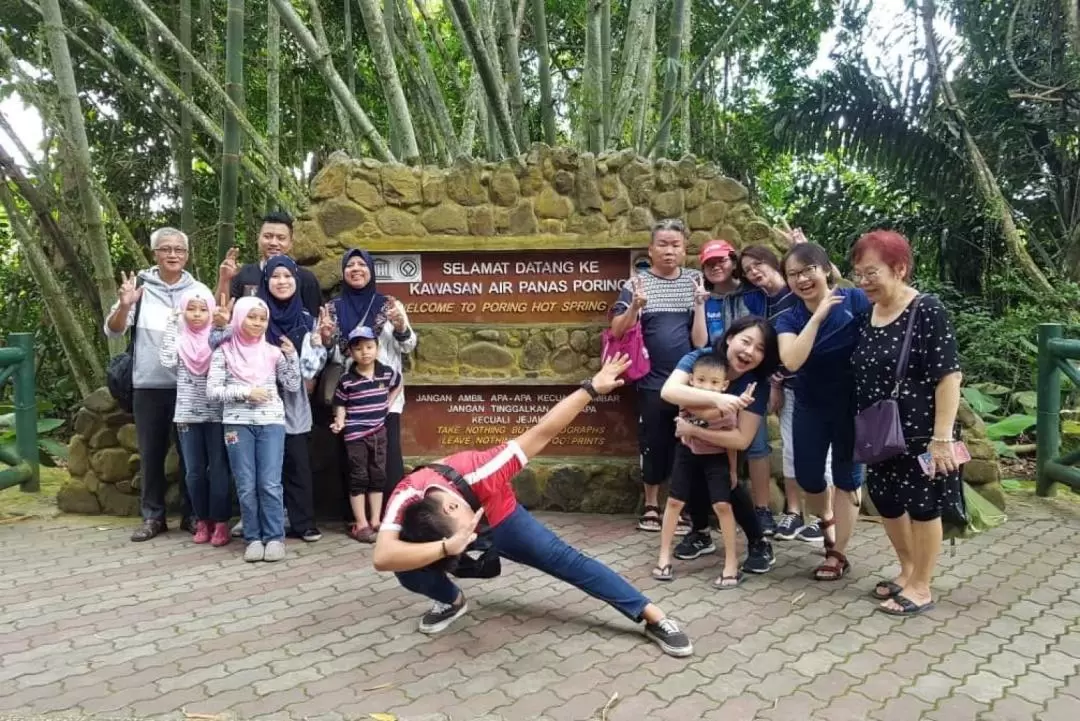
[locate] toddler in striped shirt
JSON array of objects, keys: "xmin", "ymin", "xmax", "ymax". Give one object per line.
[{"xmin": 330, "ymin": 326, "xmax": 401, "ymax": 543}]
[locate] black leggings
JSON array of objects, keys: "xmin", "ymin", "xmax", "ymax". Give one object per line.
[
  {"xmin": 283, "ymin": 433, "xmax": 316, "ymax": 533},
  {"xmin": 687, "ymin": 470, "xmax": 763, "ymax": 542},
  {"xmin": 132, "ymin": 388, "xmax": 191, "ymax": 522},
  {"xmin": 384, "ymin": 412, "xmax": 405, "ymax": 496}
]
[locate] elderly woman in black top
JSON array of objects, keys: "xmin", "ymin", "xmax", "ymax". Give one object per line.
[{"xmin": 851, "ymin": 230, "xmax": 962, "ymax": 617}]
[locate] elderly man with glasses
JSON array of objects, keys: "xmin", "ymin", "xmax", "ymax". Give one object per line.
[{"xmin": 104, "ymin": 228, "xmax": 214, "ymax": 541}]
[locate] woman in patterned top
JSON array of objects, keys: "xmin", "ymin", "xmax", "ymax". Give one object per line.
[{"xmin": 851, "ymin": 231, "xmax": 962, "ymax": 617}]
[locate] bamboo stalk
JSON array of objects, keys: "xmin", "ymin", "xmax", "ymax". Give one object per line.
[
  {"xmin": 393, "ymin": 0, "xmax": 459, "ymax": 159},
  {"xmin": 308, "ymin": 0, "xmax": 357, "ymax": 152},
  {"xmin": 584, "ymin": 0, "xmax": 603, "ymax": 152},
  {"xmin": 344, "ymin": 0, "xmax": 356, "ymax": 95},
  {"xmin": 531, "ymin": 0, "xmax": 555, "ymax": 145},
  {"xmin": 0, "ymin": 183, "xmax": 102, "ymax": 395},
  {"xmin": 270, "ymin": 0, "xmax": 396, "ymax": 162},
  {"xmin": 607, "ymin": 0, "xmax": 654, "ymax": 148},
  {"xmin": 495, "ymin": 0, "xmax": 526, "ymax": 146},
  {"xmin": 216, "ymin": 0, "xmax": 244, "ymax": 262},
  {"xmin": 267, "ymin": 0, "xmax": 281, "ymax": 206},
  {"xmin": 354, "ymin": 0, "xmax": 418, "ymax": 161},
  {"xmin": 412, "ymin": 0, "xmax": 465, "ymax": 95},
  {"xmin": 178, "ymin": 0, "xmax": 195, "ymax": 238},
  {"xmin": 600, "ymin": 0, "xmax": 611, "ymax": 140},
  {"xmin": 651, "ymin": 0, "xmax": 687, "ymax": 157},
  {"xmin": 633, "ymin": 9, "xmax": 656, "ymax": 152},
  {"xmin": 460, "ymin": 68, "xmax": 481, "ymax": 156}
]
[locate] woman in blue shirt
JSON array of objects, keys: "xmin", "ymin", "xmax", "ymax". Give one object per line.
[{"xmin": 776, "ymin": 243, "xmax": 870, "ymax": 581}]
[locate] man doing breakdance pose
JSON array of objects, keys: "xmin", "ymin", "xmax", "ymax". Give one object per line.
[{"xmin": 373, "ymin": 355, "xmax": 741, "ymax": 657}]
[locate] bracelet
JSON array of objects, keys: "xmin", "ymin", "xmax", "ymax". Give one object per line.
[{"xmin": 930, "ymin": 437, "xmax": 954, "ymax": 444}]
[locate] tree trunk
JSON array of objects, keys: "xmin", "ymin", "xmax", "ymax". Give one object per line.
[
  {"xmin": 678, "ymin": 0, "xmax": 692, "ymax": 154},
  {"xmin": 460, "ymin": 68, "xmax": 482, "ymax": 155},
  {"xmin": 217, "ymin": 0, "xmax": 244, "ymax": 262},
  {"xmin": 448, "ymin": 0, "xmax": 520, "ymax": 156},
  {"xmin": 344, "ymin": 0, "xmax": 356, "ymax": 95},
  {"xmin": 633, "ymin": 9, "xmax": 656, "ymax": 152},
  {"xmin": 266, "ymin": 0, "xmax": 281, "ymax": 208},
  {"xmin": 609, "ymin": 0, "xmax": 654, "ymax": 149},
  {"xmin": 178, "ymin": 0, "xmax": 195, "ymax": 238},
  {"xmin": 394, "ymin": 0, "xmax": 459, "ymax": 159},
  {"xmin": 495, "ymin": 0, "xmax": 526, "ymax": 145},
  {"xmin": 413, "ymin": 0, "xmax": 465, "ymax": 95},
  {"xmin": 0, "ymin": 183, "xmax": 103, "ymax": 395},
  {"xmin": 920, "ymin": 0, "xmax": 1054, "ymax": 293},
  {"xmin": 271, "ymin": 0, "xmax": 396, "ymax": 161},
  {"xmin": 199, "ymin": 0, "xmax": 218, "ymax": 80},
  {"xmin": 308, "ymin": 0, "xmax": 357, "ymax": 153},
  {"xmin": 652, "ymin": 0, "xmax": 687, "ymax": 157},
  {"xmin": 67, "ymin": 0, "xmax": 302, "ymax": 201},
  {"xmin": 584, "ymin": 0, "xmax": 603, "ymax": 152},
  {"xmin": 600, "ymin": 0, "xmax": 611, "ymax": 140},
  {"xmin": 531, "ymin": 0, "xmax": 556, "ymax": 145},
  {"xmin": 353, "ymin": 0, "xmax": 419, "ymax": 162},
  {"xmin": 38, "ymin": 0, "xmax": 119, "ymax": 353},
  {"xmin": 1065, "ymin": 0, "xmax": 1080, "ymax": 57}
]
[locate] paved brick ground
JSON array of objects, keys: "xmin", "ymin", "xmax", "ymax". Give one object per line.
[{"xmin": 1, "ymin": 494, "xmax": 1080, "ymax": 721}]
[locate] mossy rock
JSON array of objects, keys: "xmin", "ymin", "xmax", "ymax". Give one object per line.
[
  {"xmin": 117, "ymin": 424, "xmax": 139, "ymax": 453},
  {"xmin": 83, "ymin": 387, "xmax": 118, "ymax": 414},
  {"xmin": 416, "ymin": 327, "xmax": 459, "ymax": 367},
  {"xmin": 98, "ymin": 482, "xmax": 141, "ymax": 516},
  {"xmin": 73, "ymin": 408, "xmax": 103, "ymax": 439},
  {"xmin": 511, "ymin": 468, "xmax": 542, "ymax": 508},
  {"xmin": 67, "ymin": 435, "xmax": 90, "ymax": 477},
  {"xmin": 459, "ymin": 342, "xmax": 514, "ymax": 370},
  {"xmin": 57, "ymin": 479, "xmax": 101, "ymax": 515},
  {"xmin": 88, "ymin": 427, "xmax": 118, "ymax": 450},
  {"xmin": 543, "ymin": 464, "xmax": 586, "ymax": 512},
  {"xmin": 91, "ymin": 447, "xmax": 133, "ymax": 483}
]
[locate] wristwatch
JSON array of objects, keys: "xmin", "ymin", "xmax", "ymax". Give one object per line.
[{"xmin": 580, "ymin": 379, "xmax": 600, "ymax": 400}]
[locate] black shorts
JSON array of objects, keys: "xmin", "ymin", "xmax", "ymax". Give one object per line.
[
  {"xmin": 866, "ymin": 452, "xmax": 949, "ymax": 522},
  {"xmin": 346, "ymin": 427, "xmax": 388, "ymax": 495},
  {"xmin": 669, "ymin": 444, "xmax": 733, "ymax": 505},
  {"xmin": 637, "ymin": 388, "xmax": 679, "ymax": 485}
]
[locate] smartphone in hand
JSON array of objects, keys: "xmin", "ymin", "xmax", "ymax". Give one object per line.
[{"xmin": 918, "ymin": 441, "xmax": 971, "ymax": 475}]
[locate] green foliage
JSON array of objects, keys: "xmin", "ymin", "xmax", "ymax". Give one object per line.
[
  {"xmin": 0, "ymin": 409, "xmax": 68, "ymax": 466},
  {"xmin": 984, "ymin": 414, "xmax": 1037, "ymax": 441}
]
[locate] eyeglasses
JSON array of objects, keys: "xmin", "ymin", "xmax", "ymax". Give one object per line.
[
  {"xmin": 155, "ymin": 246, "xmax": 188, "ymax": 257},
  {"xmin": 852, "ymin": 268, "xmax": 882, "ymax": 283},
  {"xmin": 786, "ymin": 264, "xmax": 818, "ymax": 281},
  {"xmin": 652, "ymin": 218, "xmax": 687, "ymax": 233}
]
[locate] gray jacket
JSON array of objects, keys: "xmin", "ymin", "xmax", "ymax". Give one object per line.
[{"xmin": 103, "ymin": 268, "xmax": 212, "ymax": 390}]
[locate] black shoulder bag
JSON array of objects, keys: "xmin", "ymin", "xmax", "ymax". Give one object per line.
[
  {"xmin": 106, "ymin": 281, "xmax": 144, "ymax": 413},
  {"xmin": 411, "ymin": 462, "xmax": 502, "ymax": 579}
]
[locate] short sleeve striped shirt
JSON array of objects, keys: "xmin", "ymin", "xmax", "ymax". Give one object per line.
[{"xmin": 333, "ymin": 362, "xmax": 401, "ymax": 442}]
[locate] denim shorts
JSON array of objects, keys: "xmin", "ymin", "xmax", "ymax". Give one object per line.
[{"xmin": 746, "ymin": 416, "xmax": 770, "ymax": 460}]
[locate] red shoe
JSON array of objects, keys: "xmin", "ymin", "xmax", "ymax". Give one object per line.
[
  {"xmin": 192, "ymin": 520, "xmax": 212, "ymax": 544},
  {"xmin": 210, "ymin": 522, "xmax": 231, "ymax": 547}
]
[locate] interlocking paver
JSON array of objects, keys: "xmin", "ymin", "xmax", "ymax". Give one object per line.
[{"xmin": 0, "ymin": 498, "xmax": 1078, "ymax": 721}]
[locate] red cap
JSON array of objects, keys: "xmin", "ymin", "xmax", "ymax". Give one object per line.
[{"xmin": 700, "ymin": 239, "xmax": 736, "ymax": 264}]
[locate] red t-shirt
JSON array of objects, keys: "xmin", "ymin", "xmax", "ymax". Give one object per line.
[{"xmin": 380, "ymin": 441, "xmax": 528, "ymax": 533}]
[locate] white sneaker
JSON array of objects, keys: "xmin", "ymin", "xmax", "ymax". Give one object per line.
[
  {"xmin": 243, "ymin": 540, "xmax": 265, "ymax": 562},
  {"xmin": 263, "ymin": 540, "xmax": 286, "ymax": 562},
  {"xmin": 231, "ymin": 520, "xmax": 244, "ymax": 538}
]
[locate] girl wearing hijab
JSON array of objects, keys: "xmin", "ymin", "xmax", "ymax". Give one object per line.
[
  {"xmin": 207, "ymin": 297, "xmax": 302, "ymax": 563},
  {"xmin": 324, "ymin": 248, "xmax": 417, "ymax": 527},
  {"xmin": 159, "ymin": 289, "xmax": 231, "ymax": 547},
  {"xmin": 258, "ymin": 256, "xmax": 328, "ymax": 543}
]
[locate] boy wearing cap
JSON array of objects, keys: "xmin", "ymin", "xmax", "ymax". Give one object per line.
[{"xmin": 331, "ymin": 326, "xmax": 401, "ymax": 542}]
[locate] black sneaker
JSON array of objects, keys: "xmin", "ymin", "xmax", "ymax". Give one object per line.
[
  {"xmin": 797, "ymin": 520, "xmax": 825, "ymax": 544},
  {"xmin": 418, "ymin": 596, "xmax": 468, "ymax": 635},
  {"xmin": 644, "ymin": 618, "xmax": 693, "ymax": 657},
  {"xmin": 130, "ymin": 519, "xmax": 166, "ymax": 542},
  {"xmin": 743, "ymin": 539, "xmax": 774, "ymax": 574},
  {"xmin": 301, "ymin": 529, "xmax": 323, "ymax": 542},
  {"xmin": 179, "ymin": 516, "xmax": 195, "ymax": 534},
  {"xmin": 674, "ymin": 531, "xmax": 716, "ymax": 560},
  {"xmin": 755, "ymin": 507, "xmax": 777, "ymax": 537},
  {"xmin": 774, "ymin": 512, "xmax": 805, "ymax": 541}
]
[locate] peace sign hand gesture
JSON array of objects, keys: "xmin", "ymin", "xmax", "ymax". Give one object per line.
[
  {"xmin": 693, "ymin": 272, "xmax": 708, "ymax": 307},
  {"xmin": 443, "ymin": 508, "xmax": 486, "ymax": 556},
  {"xmin": 218, "ymin": 247, "xmax": 240, "ymax": 285},
  {"xmin": 118, "ymin": 271, "xmax": 143, "ymax": 307},
  {"xmin": 316, "ymin": 305, "xmax": 335, "ymax": 346},
  {"xmin": 213, "ymin": 294, "xmax": 235, "ymax": 329},
  {"xmin": 630, "ymin": 276, "xmax": 647, "ymax": 311},
  {"xmin": 810, "ymin": 288, "xmax": 843, "ymax": 326},
  {"xmin": 386, "ymin": 296, "xmax": 405, "ymax": 332}
]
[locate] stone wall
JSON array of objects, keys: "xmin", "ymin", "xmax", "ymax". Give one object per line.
[{"xmin": 57, "ymin": 388, "xmax": 181, "ymax": 516}]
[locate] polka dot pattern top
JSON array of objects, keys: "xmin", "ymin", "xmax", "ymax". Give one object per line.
[{"xmin": 853, "ymin": 294, "xmax": 961, "ymax": 442}]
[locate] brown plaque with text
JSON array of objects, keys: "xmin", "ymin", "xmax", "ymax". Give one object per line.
[
  {"xmin": 400, "ymin": 386, "xmax": 638, "ymax": 458},
  {"xmin": 376, "ymin": 249, "xmax": 633, "ymax": 324}
]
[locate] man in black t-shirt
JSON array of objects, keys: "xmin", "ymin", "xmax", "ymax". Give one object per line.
[{"xmin": 216, "ymin": 211, "xmax": 323, "ymax": 316}]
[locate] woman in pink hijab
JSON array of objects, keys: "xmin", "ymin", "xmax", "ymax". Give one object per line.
[
  {"xmin": 160, "ymin": 289, "xmax": 232, "ymax": 547},
  {"xmin": 207, "ymin": 297, "xmax": 302, "ymax": 563}
]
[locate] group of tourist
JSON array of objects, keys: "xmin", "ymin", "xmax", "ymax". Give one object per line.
[
  {"xmin": 102, "ymin": 211, "xmax": 962, "ymax": 658},
  {"xmin": 103, "ymin": 212, "xmax": 417, "ymax": 562}
]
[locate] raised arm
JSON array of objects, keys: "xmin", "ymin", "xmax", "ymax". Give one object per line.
[
  {"xmin": 678, "ymin": 411, "xmax": 762, "ymax": 451},
  {"xmin": 778, "ymin": 289, "xmax": 842, "ymax": 371},
  {"xmin": 660, "ymin": 368, "xmax": 753, "ymax": 416}
]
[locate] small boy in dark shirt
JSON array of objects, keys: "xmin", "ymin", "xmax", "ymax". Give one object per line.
[{"xmin": 331, "ymin": 326, "xmax": 401, "ymax": 543}]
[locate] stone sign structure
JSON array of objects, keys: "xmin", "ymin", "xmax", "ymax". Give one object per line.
[{"xmin": 56, "ymin": 145, "xmax": 1006, "ymax": 518}]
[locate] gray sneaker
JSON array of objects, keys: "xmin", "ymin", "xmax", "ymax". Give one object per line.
[
  {"xmin": 644, "ymin": 618, "xmax": 693, "ymax": 657},
  {"xmin": 243, "ymin": 540, "xmax": 265, "ymax": 562},
  {"xmin": 231, "ymin": 520, "xmax": 244, "ymax": 538},
  {"xmin": 263, "ymin": 540, "xmax": 286, "ymax": 562},
  {"xmin": 419, "ymin": 596, "xmax": 468, "ymax": 635}
]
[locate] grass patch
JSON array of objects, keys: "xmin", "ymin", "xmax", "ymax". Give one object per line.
[{"xmin": 0, "ymin": 466, "xmax": 69, "ymax": 519}]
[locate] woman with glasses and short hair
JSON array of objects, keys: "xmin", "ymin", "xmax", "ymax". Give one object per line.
[
  {"xmin": 104, "ymin": 228, "xmax": 212, "ymax": 542},
  {"xmin": 775, "ymin": 243, "xmax": 870, "ymax": 580}
]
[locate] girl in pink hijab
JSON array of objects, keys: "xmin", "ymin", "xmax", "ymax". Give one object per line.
[
  {"xmin": 160, "ymin": 289, "xmax": 232, "ymax": 547},
  {"xmin": 207, "ymin": 296, "xmax": 301, "ymax": 563}
]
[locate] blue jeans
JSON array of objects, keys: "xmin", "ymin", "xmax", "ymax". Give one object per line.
[
  {"xmin": 396, "ymin": 505, "xmax": 650, "ymax": 622},
  {"xmin": 224, "ymin": 424, "xmax": 286, "ymax": 543},
  {"xmin": 176, "ymin": 422, "xmax": 231, "ymax": 522}
]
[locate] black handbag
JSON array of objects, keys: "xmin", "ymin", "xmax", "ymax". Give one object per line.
[
  {"xmin": 106, "ymin": 281, "xmax": 143, "ymax": 413},
  {"xmin": 412, "ymin": 462, "xmax": 502, "ymax": 579}
]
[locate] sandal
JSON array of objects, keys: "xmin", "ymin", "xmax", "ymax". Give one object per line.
[
  {"xmin": 877, "ymin": 594, "xmax": 935, "ymax": 617},
  {"xmin": 714, "ymin": 572, "xmax": 743, "ymax": 590},
  {"xmin": 871, "ymin": 580, "xmax": 903, "ymax": 600},
  {"xmin": 637, "ymin": 505, "xmax": 662, "ymax": 532},
  {"xmin": 813, "ymin": 549, "xmax": 850, "ymax": 581},
  {"xmin": 652, "ymin": 564, "xmax": 674, "ymax": 582}
]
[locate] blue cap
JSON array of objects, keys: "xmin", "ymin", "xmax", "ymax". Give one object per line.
[{"xmin": 348, "ymin": 326, "xmax": 377, "ymax": 344}]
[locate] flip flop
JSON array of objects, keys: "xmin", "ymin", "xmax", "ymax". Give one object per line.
[
  {"xmin": 877, "ymin": 594, "xmax": 935, "ymax": 617},
  {"xmin": 652, "ymin": 564, "xmax": 674, "ymax": 582},
  {"xmin": 714, "ymin": 572, "xmax": 743, "ymax": 590},
  {"xmin": 871, "ymin": 580, "xmax": 903, "ymax": 600}
]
